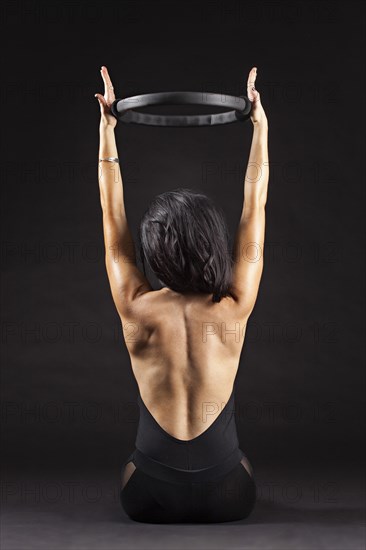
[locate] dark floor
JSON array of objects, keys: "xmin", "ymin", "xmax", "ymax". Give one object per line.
[{"xmin": 1, "ymin": 463, "xmax": 364, "ymax": 550}]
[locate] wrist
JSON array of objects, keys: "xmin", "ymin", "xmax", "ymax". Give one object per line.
[
  {"xmin": 99, "ymin": 121, "xmax": 116, "ymax": 132},
  {"xmin": 252, "ymin": 118, "xmax": 268, "ymax": 130}
]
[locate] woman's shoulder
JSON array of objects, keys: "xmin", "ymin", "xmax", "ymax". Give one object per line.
[
  {"xmin": 122, "ymin": 287, "xmax": 249, "ymax": 359},
  {"xmin": 129, "ymin": 287, "xmax": 248, "ymax": 322}
]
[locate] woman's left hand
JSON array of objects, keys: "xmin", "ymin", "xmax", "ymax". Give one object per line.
[{"xmin": 95, "ymin": 66, "xmax": 118, "ymax": 129}]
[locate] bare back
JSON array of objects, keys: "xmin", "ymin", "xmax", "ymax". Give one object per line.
[{"xmin": 120, "ymin": 287, "xmax": 249, "ymax": 441}]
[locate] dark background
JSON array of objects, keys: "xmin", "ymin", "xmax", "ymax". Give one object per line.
[{"xmin": 1, "ymin": 0, "xmax": 365, "ymax": 481}]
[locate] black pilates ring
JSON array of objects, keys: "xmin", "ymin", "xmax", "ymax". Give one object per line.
[{"xmin": 110, "ymin": 91, "xmax": 252, "ymax": 126}]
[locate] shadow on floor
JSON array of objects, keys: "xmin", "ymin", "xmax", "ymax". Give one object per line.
[{"xmin": 114, "ymin": 499, "xmax": 364, "ymax": 526}]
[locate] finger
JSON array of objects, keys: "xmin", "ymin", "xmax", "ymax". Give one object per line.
[
  {"xmin": 94, "ymin": 92, "xmax": 106, "ymax": 105},
  {"xmin": 247, "ymin": 66, "xmax": 257, "ymax": 91},
  {"xmin": 94, "ymin": 93, "xmax": 108, "ymax": 112},
  {"xmin": 248, "ymin": 87, "xmax": 260, "ymax": 103},
  {"xmin": 100, "ymin": 66, "xmax": 113, "ymax": 88},
  {"xmin": 100, "ymin": 66, "xmax": 115, "ymax": 101},
  {"xmin": 247, "ymin": 67, "xmax": 260, "ymax": 102}
]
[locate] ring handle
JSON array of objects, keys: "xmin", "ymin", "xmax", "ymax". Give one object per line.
[{"xmin": 110, "ymin": 91, "xmax": 252, "ymax": 126}]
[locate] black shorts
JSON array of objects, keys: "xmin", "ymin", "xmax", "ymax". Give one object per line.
[{"xmin": 120, "ymin": 450, "xmax": 256, "ymax": 524}]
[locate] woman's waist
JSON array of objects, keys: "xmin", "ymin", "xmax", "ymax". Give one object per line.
[
  {"xmin": 131, "ymin": 446, "xmax": 244, "ymax": 484},
  {"xmin": 135, "ymin": 426, "xmax": 240, "ymax": 469}
]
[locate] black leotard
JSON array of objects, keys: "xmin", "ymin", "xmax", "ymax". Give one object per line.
[
  {"xmin": 134, "ymin": 384, "xmax": 244, "ymax": 480},
  {"xmin": 120, "ymin": 383, "xmax": 256, "ymax": 523}
]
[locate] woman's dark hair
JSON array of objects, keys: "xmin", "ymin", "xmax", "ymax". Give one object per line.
[{"xmin": 139, "ymin": 188, "xmax": 233, "ymax": 303}]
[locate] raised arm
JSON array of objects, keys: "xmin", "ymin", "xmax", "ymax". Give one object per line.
[
  {"xmin": 230, "ymin": 67, "xmax": 269, "ymax": 317},
  {"xmin": 95, "ymin": 66, "xmax": 152, "ymax": 319}
]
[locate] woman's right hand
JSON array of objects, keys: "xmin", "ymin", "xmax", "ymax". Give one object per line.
[
  {"xmin": 247, "ymin": 67, "xmax": 267, "ymax": 126},
  {"xmin": 95, "ymin": 66, "xmax": 118, "ymax": 129}
]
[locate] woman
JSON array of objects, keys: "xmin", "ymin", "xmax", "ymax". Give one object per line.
[{"xmin": 95, "ymin": 65, "xmax": 269, "ymax": 523}]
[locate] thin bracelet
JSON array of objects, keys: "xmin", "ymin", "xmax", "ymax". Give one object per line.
[{"xmin": 99, "ymin": 157, "xmax": 119, "ymax": 163}]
